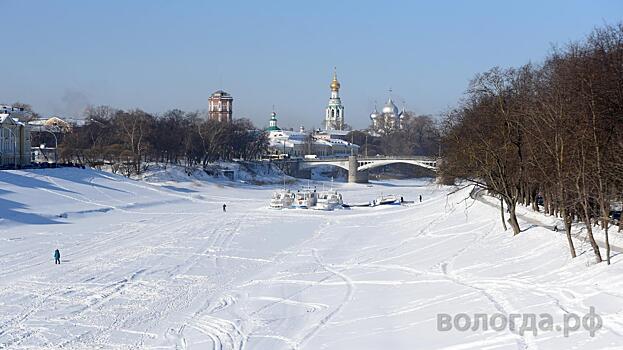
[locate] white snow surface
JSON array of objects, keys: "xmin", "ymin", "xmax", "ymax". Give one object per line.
[{"xmin": 1, "ymin": 168, "xmax": 622, "ymax": 349}]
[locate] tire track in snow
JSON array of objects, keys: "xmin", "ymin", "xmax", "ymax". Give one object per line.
[
  {"xmin": 296, "ymin": 249, "xmax": 355, "ymax": 348},
  {"xmin": 190, "ymin": 315, "xmax": 246, "ymax": 350},
  {"xmin": 0, "ymin": 211, "xmax": 210, "ymax": 348},
  {"xmin": 166, "ymin": 213, "xmax": 252, "ymax": 349}
]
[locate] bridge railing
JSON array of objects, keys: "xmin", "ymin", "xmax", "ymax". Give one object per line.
[
  {"xmin": 357, "ymin": 156, "xmax": 436, "ymax": 161},
  {"xmin": 300, "ymin": 156, "xmax": 437, "ymax": 162}
]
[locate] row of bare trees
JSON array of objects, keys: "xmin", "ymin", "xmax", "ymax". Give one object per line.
[
  {"xmin": 59, "ymin": 106, "xmax": 268, "ymax": 175},
  {"xmin": 440, "ymin": 23, "xmax": 623, "ymax": 264}
]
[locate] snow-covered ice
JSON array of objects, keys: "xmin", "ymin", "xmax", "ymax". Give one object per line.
[{"xmin": 1, "ymin": 168, "xmax": 622, "ymax": 349}]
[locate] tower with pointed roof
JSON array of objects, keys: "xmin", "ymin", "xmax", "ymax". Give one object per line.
[{"xmin": 324, "ymin": 68, "xmax": 345, "ymax": 131}]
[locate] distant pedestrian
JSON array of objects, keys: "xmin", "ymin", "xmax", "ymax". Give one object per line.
[
  {"xmin": 553, "ymin": 224, "xmax": 559, "ymax": 232},
  {"xmin": 400, "ymin": 196, "xmax": 404, "ymax": 203},
  {"xmin": 222, "ymin": 204, "xmax": 227, "ymax": 212},
  {"xmin": 419, "ymin": 195, "xmax": 422, "ymax": 202},
  {"xmin": 54, "ymin": 249, "xmax": 61, "ymax": 265}
]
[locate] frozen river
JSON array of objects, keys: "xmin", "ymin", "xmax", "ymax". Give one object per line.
[{"xmin": 1, "ymin": 168, "xmax": 622, "ymax": 349}]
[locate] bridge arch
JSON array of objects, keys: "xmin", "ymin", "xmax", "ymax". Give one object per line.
[
  {"xmin": 290, "ymin": 156, "xmax": 438, "ymax": 183},
  {"xmin": 357, "ymin": 159, "xmax": 437, "ymax": 172},
  {"xmin": 298, "ymin": 161, "xmax": 349, "ymax": 171}
]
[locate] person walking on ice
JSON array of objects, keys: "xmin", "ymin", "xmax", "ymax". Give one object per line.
[
  {"xmin": 54, "ymin": 249, "xmax": 61, "ymax": 264},
  {"xmin": 419, "ymin": 195, "xmax": 422, "ymax": 202},
  {"xmin": 222, "ymin": 203, "xmax": 227, "ymax": 212}
]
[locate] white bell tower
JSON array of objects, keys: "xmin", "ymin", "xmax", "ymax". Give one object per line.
[{"xmin": 324, "ymin": 68, "xmax": 345, "ymax": 130}]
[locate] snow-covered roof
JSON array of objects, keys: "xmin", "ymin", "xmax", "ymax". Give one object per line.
[
  {"xmin": 313, "ymin": 138, "xmax": 359, "ymax": 149},
  {"xmin": 286, "ymin": 139, "xmax": 306, "ymax": 145},
  {"xmin": 0, "ymin": 114, "xmax": 25, "ymax": 126},
  {"xmin": 210, "ymin": 90, "xmax": 232, "ymax": 98},
  {"xmin": 269, "ymin": 139, "xmax": 306, "ymax": 148},
  {"xmin": 317, "ymin": 129, "xmax": 350, "ymax": 137}
]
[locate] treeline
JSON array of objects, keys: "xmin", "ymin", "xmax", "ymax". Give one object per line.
[
  {"xmin": 440, "ymin": 23, "xmax": 623, "ymax": 264},
  {"xmin": 347, "ymin": 113, "xmax": 440, "ymax": 156},
  {"xmin": 59, "ymin": 107, "xmax": 268, "ymax": 175}
]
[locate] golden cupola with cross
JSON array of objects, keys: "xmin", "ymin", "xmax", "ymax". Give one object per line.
[
  {"xmin": 330, "ymin": 71, "xmax": 341, "ymax": 92},
  {"xmin": 324, "ymin": 68, "xmax": 345, "ymax": 131}
]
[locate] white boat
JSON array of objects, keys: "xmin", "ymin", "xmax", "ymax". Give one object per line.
[
  {"xmin": 269, "ymin": 189, "xmax": 295, "ymax": 209},
  {"xmin": 293, "ymin": 187, "xmax": 318, "ymax": 209},
  {"xmin": 370, "ymin": 194, "xmax": 400, "ymax": 206},
  {"xmin": 313, "ymin": 189, "xmax": 343, "ymax": 211}
]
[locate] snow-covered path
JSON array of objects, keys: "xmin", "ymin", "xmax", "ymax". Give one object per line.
[{"xmin": 1, "ymin": 168, "xmax": 622, "ymax": 349}]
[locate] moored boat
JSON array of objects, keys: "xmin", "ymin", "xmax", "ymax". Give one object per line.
[
  {"xmin": 370, "ymin": 194, "xmax": 400, "ymax": 206},
  {"xmin": 313, "ymin": 189, "xmax": 343, "ymax": 211},
  {"xmin": 269, "ymin": 189, "xmax": 295, "ymax": 209},
  {"xmin": 293, "ymin": 187, "xmax": 318, "ymax": 209}
]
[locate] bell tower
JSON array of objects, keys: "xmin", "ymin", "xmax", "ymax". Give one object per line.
[{"xmin": 324, "ymin": 68, "xmax": 345, "ymax": 130}]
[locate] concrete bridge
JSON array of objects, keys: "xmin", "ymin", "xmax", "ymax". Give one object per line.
[{"xmin": 296, "ymin": 155, "xmax": 438, "ymax": 183}]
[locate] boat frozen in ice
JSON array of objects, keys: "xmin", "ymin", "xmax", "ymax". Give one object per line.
[
  {"xmin": 313, "ymin": 189, "xmax": 344, "ymax": 211},
  {"xmin": 293, "ymin": 187, "xmax": 318, "ymax": 209},
  {"xmin": 269, "ymin": 189, "xmax": 295, "ymax": 209},
  {"xmin": 370, "ymin": 194, "xmax": 400, "ymax": 206}
]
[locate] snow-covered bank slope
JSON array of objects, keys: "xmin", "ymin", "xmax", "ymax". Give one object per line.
[
  {"xmin": 131, "ymin": 162, "xmax": 293, "ymax": 186},
  {"xmin": 1, "ymin": 168, "xmax": 622, "ymax": 349}
]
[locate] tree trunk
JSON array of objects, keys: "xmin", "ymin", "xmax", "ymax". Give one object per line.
[
  {"xmin": 604, "ymin": 216, "xmax": 611, "ymax": 265},
  {"xmin": 563, "ymin": 211, "xmax": 577, "ymax": 258},
  {"xmin": 500, "ymin": 197, "xmax": 508, "ymax": 230},
  {"xmin": 506, "ymin": 199, "xmax": 521, "ymax": 235},
  {"xmin": 576, "ymin": 176, "xmax": 602, "ymax": 263},
  {"xmin": 531, "ymin": 189, "xmax": 539, "ymax": 212},
  {"xmin": 582, "ymin": 208, "xmax": 602, "ymax": 263}
]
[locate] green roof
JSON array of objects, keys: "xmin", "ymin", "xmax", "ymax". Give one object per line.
[{"xmin": 266, "ymin": 125, "xmax": 281, "ymax": 131}]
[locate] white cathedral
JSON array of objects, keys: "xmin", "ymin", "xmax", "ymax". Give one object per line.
[{"xmin": 369, "ymin": 96, "xmax": 407, "ymax": 133}]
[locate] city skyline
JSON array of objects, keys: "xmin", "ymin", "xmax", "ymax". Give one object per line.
[{"xmin": 2, "ymin": 0, "xmax": 621, "ymax": 129}]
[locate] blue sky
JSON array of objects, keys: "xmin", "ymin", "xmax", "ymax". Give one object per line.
[{"xmin": 1, "ymin": 0, "xmax": 621, "ymax": 129}]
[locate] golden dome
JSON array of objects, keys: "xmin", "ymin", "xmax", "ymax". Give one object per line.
[{"xmin": 330, "ymin": 70, "xmax": 340, "ymax": 91}]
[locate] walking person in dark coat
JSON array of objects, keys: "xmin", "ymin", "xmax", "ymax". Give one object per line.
[
  {"xmin": 419, "ymin": 195, "xmax": 422, "ymax": 202},
  {"xmin": 54, "ymin": 249, "xmax": 61, "ymax": 264},
  {"xmin": 222, "ymin": 204, "xmax": 227, "ymax": 212}
]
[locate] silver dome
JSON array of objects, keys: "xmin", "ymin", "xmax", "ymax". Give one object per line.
[
  {"xmin": 370, "ymin": 106, "xmax": 379, "ymax": 120},
  {"xmin": 382, "ymin": 98, "xmax": 399, "ymax": 115}
]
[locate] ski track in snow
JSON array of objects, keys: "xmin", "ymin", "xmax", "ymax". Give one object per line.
[{"xmin": 1, "ymin": 168, "xmax": 623, "ymax": 349}]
